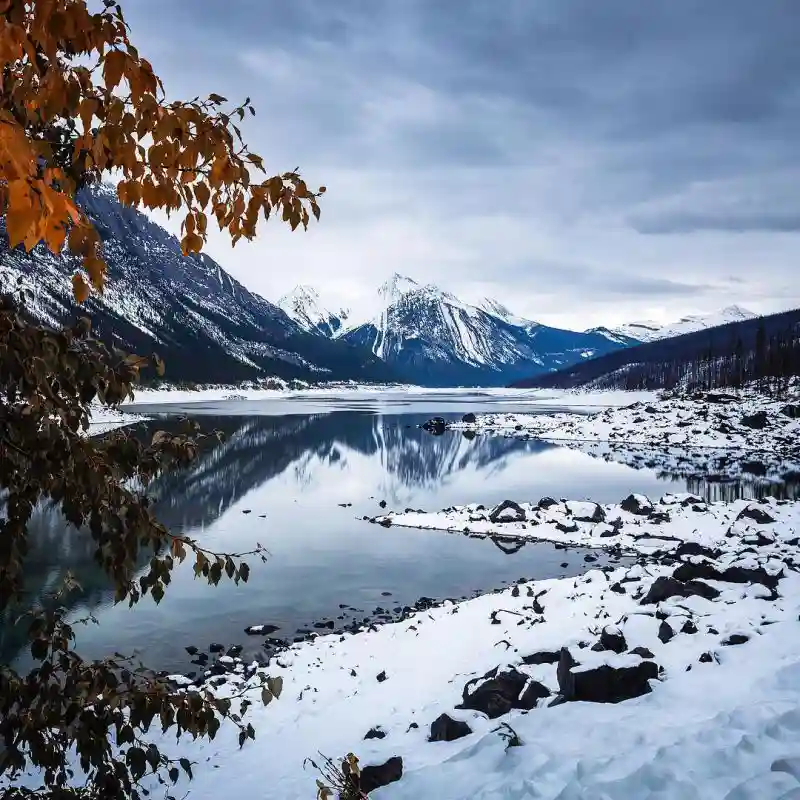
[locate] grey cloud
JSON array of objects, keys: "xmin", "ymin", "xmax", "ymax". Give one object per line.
[{"xmin": 123, "ymin": 0, "xmax": 800, "ymax": 326}]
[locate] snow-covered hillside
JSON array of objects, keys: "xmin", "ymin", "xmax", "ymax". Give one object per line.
[
  {"xmin": 339, "ymin": 274, "xmax": 629, "ymax": 386},
  {"xmin": 590, "ymin": 305, "xmax": 757, "ymax": 343},
  {"xmin": 0, "ymin": 183, "xmax": 394, "ymax": 384},
  {"xmin": 277, "ymin": 285, "xmax": 350, "ymax": 337}
]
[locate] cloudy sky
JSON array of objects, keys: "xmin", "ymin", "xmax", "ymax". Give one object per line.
[{"xmin": 125, "ymin": 0, "xmax": 800, "ymax": 330}]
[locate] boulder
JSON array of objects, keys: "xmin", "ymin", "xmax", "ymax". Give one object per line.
[
  {"xmin": 538, "ymin": 497, "xmax": 559, "ymax": 509},
  {"xmin": 421, "ymin": 417, "xmax": 447, "ymax": 435},
  {"xmin": 359, "ymin": 756, "xmax": 404, "ymax": 795},
  {"xmin": 705, "ymin": 392, "xmax": 738, "ymax": 404},
  {"xmin": 244, "ymin": 624, "xmax": 280, "ymax": 636},
  {"xmin": 518, "ymin": 680, "xmax": 551, "ymax": 709},
  {"xmin": 459, "ymin": 668, "xmax": 528, "ymax": 719},
  {"xmin": 521, "ymin": 650, "xmax": 560, "ymax": 666},
  {"xmin": 429, "ymin": 713, "xmax": 472, "ymax": 742},
  {"xmin": 722, "ymin": 633, "xmax": 750, "ymax": 646},
  {"xmin": 598, "ymin": 625, "xmax": 627, "ymax": 654},
  {"xmin": 629, "ymin": 646, "xmax": 655, "ymax": 659},
  {"xmin": 640, "ymin": 576, "xmax": 721, "ymax": 605},
  {"xmin": 556, "ymin": 648, "xmax": 659, "ymax": 704},
  {"xmin": 620, "ymin": 494, "xmax": 654, "ymax": 516},
  {"xmin": 781, "ymin": 404, "xmax": 800, "ymax": 419},
  {"xmin": 672, "ymin": 560, "xmax": 780, "ymax": 591},
  {"xmin": 740, "ymin": 411, "xmax": 768, "ymax": 430},
  {"xmin": 658, "ymin": 620, "xmax": 674, "ymax": 644},
  {"xmin": 737, "ymin": 506, "xmax": 776, "ymax": 525},
  {"xmin": 489, "ymin": 500, "xmax": 527, "ymax": 524},
  {"xmin": 461, "ymin": 412, "xmax": 477, "ymax": 424},
  {"xmin": 568, "ymin": 502, "xmax": 606, "ymax": 523}
]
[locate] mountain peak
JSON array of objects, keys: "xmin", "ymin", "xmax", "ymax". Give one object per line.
[
  {"xmin": 378, "ymin": 274, "xmax": 419, "ymax": 305},
  {"xmin": 278, "ymin": 285, "xmax": 349, "ymax": 337}
]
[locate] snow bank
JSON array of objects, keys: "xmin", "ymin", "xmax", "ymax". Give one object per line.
[
  {"xmin": 449, "ymin": 388, "xmax": 800, "ymax": 483},
  {"xmin": 126, "ymin": 493, "xmax": 800, "ymax": 799},
  {"xmin": 86, "ymin": 406, "xmax": 149, "ymax": 437}
]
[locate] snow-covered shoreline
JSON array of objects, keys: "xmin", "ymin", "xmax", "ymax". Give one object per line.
[
  {"xmin": 450, "ymin": 388, "xmax": 800, "ymax": 484},
  {"xmin": 145, "ymin": 492, "xmax": 800, "ymax": 799}
]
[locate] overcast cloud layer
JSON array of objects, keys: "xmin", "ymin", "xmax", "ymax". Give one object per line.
[{"xmin": 126, "ymin": 1, "xmax": 800, "ymax": 329}]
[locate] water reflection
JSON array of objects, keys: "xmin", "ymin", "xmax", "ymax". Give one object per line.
[{"xmin": 5, "ymin": 409, "xmax": 798, "ymax": 673}]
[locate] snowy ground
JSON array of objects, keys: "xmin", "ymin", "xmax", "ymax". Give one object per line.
[
  {"xmin": 124, "ymin": 384, "xmax": 657, "ymax": 409},
  {"xmin": 86, "ymin": 405, "xmax": 149, "ymax": 436},
  {"xmin": 450, "ymin": 388, "xmax": 800, "ymax": 483},
  {"xmin": 139, "ymin": 493, "xmax": 800, "ymax": 799}
]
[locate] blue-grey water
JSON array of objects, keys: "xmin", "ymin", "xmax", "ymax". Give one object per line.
[{"xmin": 4, "ymin": 392, "xmax": 782, "ymax": 675}]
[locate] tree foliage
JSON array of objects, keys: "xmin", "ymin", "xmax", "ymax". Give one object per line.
[
  {"xmin": 0, "ymin": 0, "xmax": 324, "ymax": 304},
  {"xmin": 0, "ymin": 1, "xmax": 323, "ymax": 796}
]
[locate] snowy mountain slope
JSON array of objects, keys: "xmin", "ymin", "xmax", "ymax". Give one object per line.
[
  {"xmin": 589, "ymin": 305, "xmax": 757, "ymax": 344},
  {"xmin": 0, "ymin": 183, "xmax": 396, "ymax": 384},
  {"xmin": 277, "ymin": 285, "xmax": 350, "ymax": 337},
  {"xmin": 340, "ymin": 274, "xmax": 628, "ymax": 386}
]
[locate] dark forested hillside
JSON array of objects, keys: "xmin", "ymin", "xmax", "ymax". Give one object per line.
[{"xmin": 512, "ymin": 308, "xmax": 800, "ymax": 392}]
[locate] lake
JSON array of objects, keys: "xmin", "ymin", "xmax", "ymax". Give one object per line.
[{"xmin": 4, "ymin": 391, "xmax": 787, "ymax": 676}]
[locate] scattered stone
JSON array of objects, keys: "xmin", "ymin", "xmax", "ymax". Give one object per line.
[
  {"xmin": 461, "ymin": 412, "xmax": 477, "ymax": 424},
  {"xmin": 555, "ymin": 521, "xmax": 579, "ymax": 534},
  {"xmin": 209, "ymin": 643, "xmax": 225, "ymax": 653},
  {"xmin": 244, "ymin": 624, "xmax": 280, "ymax": 636},
  {"xmin": 538, "ymin": 497, "xmax": 558, "ymax": 509},
  {"xmin": 459, "ymin": 668, "xmax": 545, "ymax": 719},
  {"xmin": 422, "ymin": 417, "xmax": 447, "ymax": 435},
  {"xmin": 359, "ymin": 756, "xmax": 403, "ymax": 795},
  {"xmin": 226, "ymin": 645, "xmax": 242, "ymax": 658},
  {"xmin": 557, "ymin": 647, "xmax": 659, "ymax": 704},
  {"xmin": 489, "ymin": 500, "xmax": 527, "ymax": 523},
  {"xmin": 620, "ymin": 494, "xmax": 654, "ymax": 516},
  {"xmin": 364, "ymin": 727, "xmax": 386, "ymax": 740},
  {"xmin": 641, "ymin": 576, "xmax": 721, "ymax": 605},
  {"xmin": 740, "ymin": 410, "xmax": 768, "ymax": 429},
  {"xmin": 629, "ymin": 646, "xmax": 655, "ymax": 659},
  {"xmin": 681, "ymin": 619, "xmax": 698, "ymax": 635},
  {"xmin": 658, "ymin": 620, "xmax": 674, "ymax": 644},
  {"xmin": 521, "ymin": 650, "xmax": 560, "ymax": 666},
  {"xmin": 722, "ymin": 633, "xmax": 750, "ymax": 646},
  {"xmin": 185, "ymin": 646, "xmax": 198, "ymax": 655},
  {"xmin": 570, "ymin": 503, "xmax": 606, "ymax": 523},
  {"xmin": 376, "ymin": 670, "xmax": 387, "ymax": 682},
  {"xmin": 429, "ymin": 714, "xmax": 472, "ymax": 742},
  {"xmin": 699, "ymin": 652, "xmax": 714, "ymax": 663},
  {"xmin": 599, "ymin": 625, "xmax": 627, "ymax": 654},
  {"xmin": 737, "ymin": 506, "xmax": 776, "ymax": 525}
]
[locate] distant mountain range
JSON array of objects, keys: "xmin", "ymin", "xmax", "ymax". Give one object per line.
[
  {"xmin": 0, "ymin": 182, "xmax": 763, "ymax": 387},
  {"xmin": 587, "ymin": 305, "xmax": 757, "ymax": 344},
  {"xmin": 0, "ymin": 184, "xmax": 396, "ymax": 385}
]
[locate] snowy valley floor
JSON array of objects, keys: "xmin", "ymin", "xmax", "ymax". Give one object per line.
[{"xmin": 118, "ymin": 387, "xmax": 800, "ymax": 800}]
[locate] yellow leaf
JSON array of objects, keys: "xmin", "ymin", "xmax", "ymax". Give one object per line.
[
  {"xmin": 104, "ymin": 50, "xmax": 127, "ymax": 91},
  {"xmin": 72, "ymin": 273, "xmax": 90, "ymax": 304}
]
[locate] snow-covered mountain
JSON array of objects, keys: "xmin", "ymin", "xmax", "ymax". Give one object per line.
[
  {"xmin": 277, "ymin": 285, "xmax": 350, "ymax": 337},
  {"xmin": 0, "ymin": 183, "xmax": 396, "ymax": 384},
  {"xmin": 338, "ymin": 274, "xmax": 629, "ymax": 386},
  {"xmin": 589, "ymin": 306, "xmax": 757, "ymax": 344}
]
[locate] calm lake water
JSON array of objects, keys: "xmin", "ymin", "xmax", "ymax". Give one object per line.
[{"xmin": 5, "ymin": 391, "xmax": 790, "ymax": 675}]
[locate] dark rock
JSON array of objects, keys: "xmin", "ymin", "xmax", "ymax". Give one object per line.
[
  {"xmin": 658, "ymin": 620, "xmax": 674, "ymax": 644},
  {"xmin": 461, "ymin": 412, "xmax": 477, "ymax": 424},
  {"xmin": 781, "ymin": 404, "xmax": 800, "ymax": 419},
  {"xmin": 740, "ymin": 411, "xmax": 768, "ymax": 430},
  {"xmin": 459, "ymin": 668, "xmax": 527, "ymax": 719},
  {"xmin": 538, "ymin": 497, "xmax": 558, "ymax": 509},
  {"xmin": 610, "ymin": 582, "xmax": 626, "ymax": 594},
  {"xmin": 226, "ymin": 645, "xmax": 243, "ymax": 658},
  {"xmin": 244, "ymin": 624, "xmax": 280, "ymax": 636},
  {"xmin": 560, "ymin": 562, "xmax": 569, "ymax": 568},
  {"xmin": 185, "ymin": 646, "xmax": 199, "ymax": 655},
  {"xmin": 672, "ymin": 541, "xmax": 721, "ymax": 559},
  {"xmin": 359, "ymin": 756, "xmax": 403, "ymax": 795},
  {"xmin": 570, "ymin": 503, "xmax": 606, "ymax": 523},
  {"xmin": 422, "ymin": 417, "xmax": 447, "ymax": 435},
  {"xmin": 209, "ymin": 642, "xmax": 225, "ymax": 653},
  {"xmin": 584, "ymin": 555, "xmax": 597, "ymax": 563},
  {"xmin": 518, "ymin": 679, "xmax": 551, "ymax": 709},
  {"xmin": 556, "ymin": 521, "xmax": 579, "ymax": 534},
  {"xmin": 521, "ymin": 650, "xmax": 560, "ymax": 666},
  {"xmin": 429, "ymin": 714, "xmax": 472, "ymax": 742},
  {"xmin": 557, "ymin": 647, "xmax": 659, "ymax": 703},
  {"xmin": 599, "ymin": 626, "xmax": 627, "ymax": 654},
  {"xmin": 364, "ymin": 727, "xmax": 386, "ymax": 740},
  {"xmin": 313, "ymin": 620, "xmax": 335, "ymax": 629},
  {"xmin": 680, "ymin": 495, "xmax": 705, "ymax": 507},
  {"xmin": 641, "ymin": 576, "xmax": 721, "ymax": 605},
  {"xmin": 737, "ymin": 506, "xmax": 776, "ymax": 525},
  {"xmin": 644, "ymin": 405, "xmax": 658, "ymax": 414},
  {"xmin": 681, "ymin": 619, "xmax": 698, "ymax": 635},
  {"xmin": 672, "ymin": 560, "xmax": 780, "ymax": 591},
  {"xmin": 620, "ymin": 494, "xmax": 654, "ymax": 516},
  {"xmin": 722, "ymin": 633, "xmax": 750, "ymax": 646},
  {"xmin": 629, "ymin": 646, "xmax": 655, "ymax": 659},
  {"xmin": 242, "ymin": 509, "xmax": 252, "ymax": 514},
  {"xmin": 699, "ymin": 652, "xmax": 714, "ymax": 663},
  {"xmin": 705, "ymin": 392, "xmax": 738, "ymax": 404},
  {"xmin": 376, "ymin": 671, "xmax": 387, "ymax": 682},
  {"xmin": 489, "ymin": 500, "xmax": 527, "ymax": 523}
]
